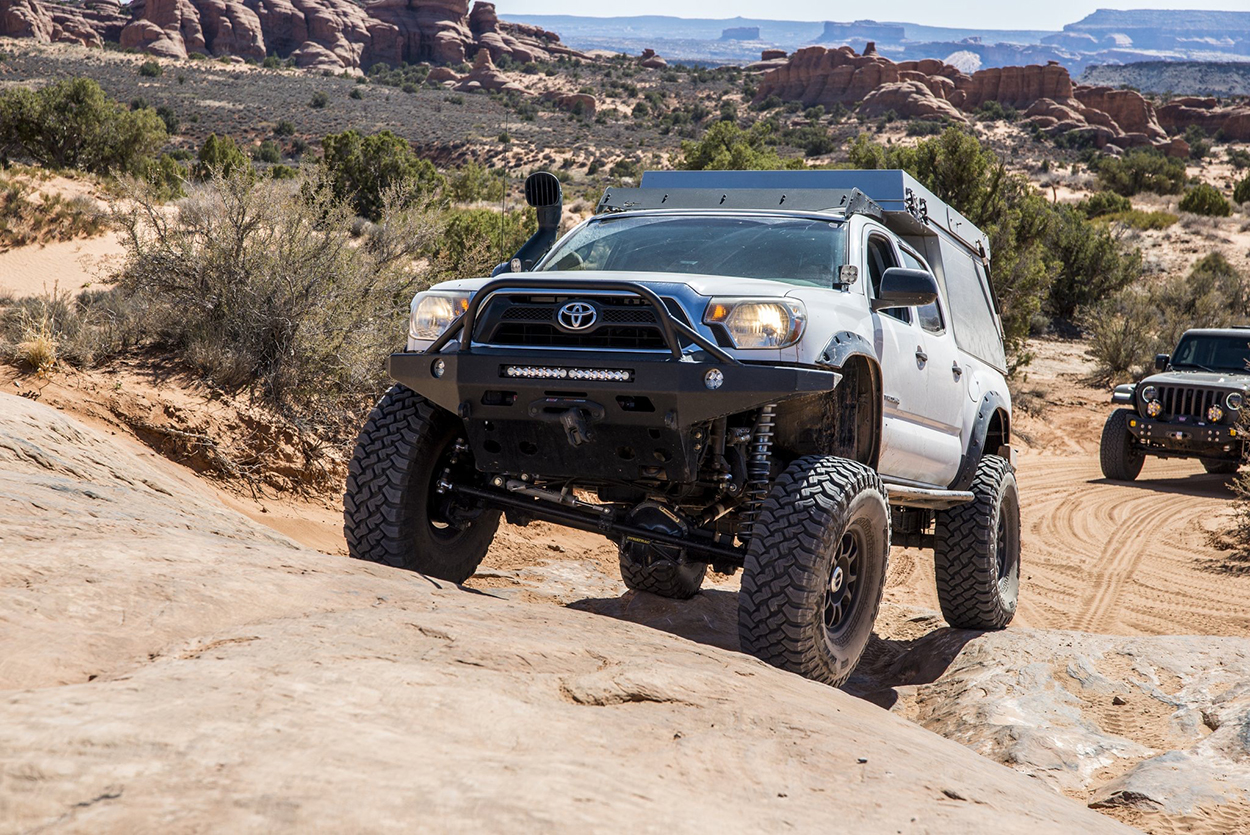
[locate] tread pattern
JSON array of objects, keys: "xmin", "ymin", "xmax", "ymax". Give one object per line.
[
  {"xmin": 1099, "ymin": 409, "xmax": 1144, "ymax": 481},
  {"xmin": 343, "ymin": 384, "xmax": 498, "ymax": 582},
  {"xmin": 619, "ymin": 550, "xmax": 707, "ymax": 600},
  {"xmin": 933, "ymin": 455, "xmax": 1019, "ymax": 630},
  {"xmin": 738, "ymin": 456, "xmax": 890, "ymax": 687}
]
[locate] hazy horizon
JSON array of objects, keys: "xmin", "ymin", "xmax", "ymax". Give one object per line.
[{"xmin": 504, "ymin": 1, "xmax": 1250, "ymax": 32}]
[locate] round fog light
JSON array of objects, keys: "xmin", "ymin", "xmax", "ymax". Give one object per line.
[
  {"xmin": 704, "ymin": 368, "xmax": 724, "ymax": 390},
  {"xmin": 1208, "ymin": 404, "xmax": 1224, "ymax": 423},
  {"xmin": 1146, "ymin": 400, "xmax": 1162, "ymax": 418},
  {"xmin": 432, "ymin": 358, "xmax": 446, "ymax": 378}
]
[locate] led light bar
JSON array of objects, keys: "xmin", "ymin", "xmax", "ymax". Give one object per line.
[{"xmin": 502, "ymin": 365, "xmax": 633, "ymax": 382}]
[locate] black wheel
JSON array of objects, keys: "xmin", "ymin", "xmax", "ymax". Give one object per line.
[
  {"xmin": 1100, "ymin": 409, "xmax": 1144, "ymax": 481},
  {"xmin": 619, "ymin": 547, "xmax": 707, "ymax": 599},
  {"xmin": 738, "ymin": 456, "xmax": 890, "ymax": 687},
  {"xmin": 933, "ymin": 455, "xmax": 1020, "ymax": 630},
  {"xmin": 1203, "ymin": 459, "xmax": 1240, "ymax": 475},
  {"xmin": 343, "ymin": 385, "xmax": 500, "ymax": 582}
]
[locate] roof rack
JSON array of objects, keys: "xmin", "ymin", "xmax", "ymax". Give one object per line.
[{"xmin": 595, "ymin": 169, "xmax": 989, "ymax": 262}]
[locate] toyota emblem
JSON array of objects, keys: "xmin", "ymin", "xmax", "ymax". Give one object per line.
[{"xmin": 557, "ymin": 301, "xmax": 597, "ymax": 331}]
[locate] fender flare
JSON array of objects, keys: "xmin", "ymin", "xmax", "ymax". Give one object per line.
[
  {"xmin": 947, "ymin": 390, "xmax": 1012, "ymax": 491},
  {"xmin": 817, "ymin": 330, "xmax": 878, "ymax": 371}
]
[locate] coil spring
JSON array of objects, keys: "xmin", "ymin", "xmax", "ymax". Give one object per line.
[{"xmin": 739, "ymin": 403, "xmax": 777, "ymax": 544}]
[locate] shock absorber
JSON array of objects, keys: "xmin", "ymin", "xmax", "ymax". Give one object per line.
[{"xmin": 739, "ymin": 403, "xmax": 777, "ymax": 544}]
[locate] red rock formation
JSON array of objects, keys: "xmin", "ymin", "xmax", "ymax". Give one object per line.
[
  {"xmin": 452, "ymin": 47, "xmax": 524, "ymax": 93},
  {"xmin": 1157, "ymin": 98, "xmax": 1250, "ymax": 143},
  {"xmin": 859, "ymin": 81, "xmax": 964, "ymax": 122},
  {"xmin": 541, "ymin": 89, "xmax": 596, "ymax": 117},
  {"xmin": 638, "ymin": 47, "xmax": 666, "ymax": 69},
  {"xmin": 1, "ymin": 0, "xmax": 124, "ymax": 46}
]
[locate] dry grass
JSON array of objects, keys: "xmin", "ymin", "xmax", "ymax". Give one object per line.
[{"xmin": 0, "ymin": 174, "xmax": 106, "ymax": 251}]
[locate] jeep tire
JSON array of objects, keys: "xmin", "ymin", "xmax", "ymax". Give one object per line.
[
  {"xmin": 344, "ymin": 385, "xmax": 500, "ymax": 583},
  {"xmin": 1203, "ymin": 459, "xmax": 1240, "ymax": 476},
  {"xmin": 1099, "ymin": 409, "xmax": 1144, "ymax": 482},
  {"xmin": 619, "ymin": 548, "xmax": 707, "ymax": 599},
  {"xmin": 738, "ymin": 456, "xmax": 890, "ymax": 687},
  {"xmin": 933, "ymin": 455, "xmax": 1020, "ymax": 630}
]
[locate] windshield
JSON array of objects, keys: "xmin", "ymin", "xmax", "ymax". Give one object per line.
[
  {"xmin": 540, "ymin": 214, "xmax": 847, "ymax": 287},
  {"xmin": 1171, "ymin": 333, "xmax": 1250, "ymax": 374}
]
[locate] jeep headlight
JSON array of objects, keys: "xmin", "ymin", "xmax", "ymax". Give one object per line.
[
  {"xmin": 410, "ymin": 291, "xmax": 472, "ymax": 341},
  {"xmin": 1141, "ymin": 385, "xmax": 1157, "ymax": 402},
  {"xmin": 704, "ymin": 299, "xmax": 806, "ymax": 349},
  {"xmin": 1228, "ymin": 392, "xmax": 1243, "ymax": 411}
]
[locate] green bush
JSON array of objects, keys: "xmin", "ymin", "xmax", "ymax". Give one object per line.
[
  {"xmin": 1077, "ymin": 191, "xmax": 1131, "ymax": 219},
  {"xmin": 432, "ymin": 207, "xmax": 534, "ymax": 279},
  {"xmin": 0, "ymin": 78, "xmax": 166, "ymax": 175},
  {"xmin": 678, "ymin": 121, "xmax": 803, "ymax": 171},
  {"xmin": 138, "ymin": 60, "xmax": 163, "ymax": 78},
  {"xmin": 1233, "ymin": 175, "xmax": 1250, "ymax": 205},
  {"xmin": 273, "ymin": 120, "xmax": 296, "ymax": 138},
  {"xmin": 1047, "ymin": 205, "xmax": 1142, "ymax": 318},
  {"xmin": 1083, "ymin": 288, "xmax": 1157, "ymax": 383},
  {"xmin": 252, "ymin": 139, "xmax": 282, "ymax": 164},
  {"xmin": 447, "ymin": 160, "xmax": 505, "ymax": 203},
  {"xmin": 1178, "ymin": 182, "xmax": 1231, "ymax": 216},
  {"xmin": 310, "ymin": 91, "xmax": 329, "ymax": 108},
  {"xmin": 349, "ymin": 87, "xmax": 363, "ymax": 100},
  {"xmin": 154, "ymin": 105, "xmax": 179, "ymax": 134},
  {"xmin": 194, "ymin": 134, "xmax": 252, "ymax": 181},
  {"xmin": 1096, "ymin": 150, "xmax": 1187, "ymax": 196},
  {"xmin": 320, "ymin": 129, "xmax": 444, "ymax": 221},
  {"xmin": 1099, "ymin": 209, "xmax": 1178, "ymax": 230}
]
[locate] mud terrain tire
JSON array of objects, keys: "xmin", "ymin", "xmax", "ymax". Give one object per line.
[
  {"xmin": 619, "ymin": 550, "xmax": 706, "ymax": 599},
  {"xmin": 1203, "ymin": 459, "xmax": 1240, "ymax": 475},
  {"xmin": 1100, "ymin": 409, "xmax": 1144, "ymax": 482},
  {"xmin": 738, "ymin": 456, "xmax": 890, "ymax": 687},
  {"xmin": 933, "ymin": 455, "xmax": 1019, "ymax": 630},
  {"xmin": 344, "ymin": 384, "xmax": 500, "ymax": 582}
]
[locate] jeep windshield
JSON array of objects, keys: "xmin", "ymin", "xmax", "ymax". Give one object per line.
[
  {"xmin": 539, "ymin": 214, "xmax": 846, "ymax": 287},
  {"xmin": 1171, "ymin": 333, "xmax": 1250, "ymax": 374}
]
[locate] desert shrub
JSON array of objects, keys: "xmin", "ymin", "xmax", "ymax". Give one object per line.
[
  {"xmin": 252, "ymin": 139, "xmax": 282, "ymax": 164},
  {"xmin": 1178, "ymin": 182, "xmax": 1231, "ymax": 217},
  {"xmin": 309, "ymin": 91, "xmax": 329, "ymax": 108},
  {"xmin": 349, "ymin": 87, "xmax": 363, "ymax": 100},
  {"xmin": 1228, "ymin": 148, "xmax": 1250, "ymax": 171},
  {"xmin": 138, "ymin": 153, "xmax": 187, "ymax": 200},
  {"xmin": 1233, "ymin": 175, "xmax": 1250, "ymax": 205},
  {"xmin": 1082, "ymin": 288, "xmax": 1157, "ymax": 383},
  {"xmin": 154, "ymin": 105, "xmax": 179, "ymax": 134},
  {"xmin": 273, "ymin": 120, "xmax": 296, "ymax": 137},
  {"xmin": 1047, "ymin": 204, "xmax": 1142, "ymax": 318},
  {"xmin": 1096, "ymin": 149, "xmax": 1187, "ymax": 196},
  {"xmin": 976, "ymin": 100, "xmax": 1018, "ymax": 122},
  {"xmin": 0, "ymin": 174, "xmax": 106, "ymax": 251},
  {"xmin": 1184, "ymin": 125, "xmax": 1211, "ymax": 160},
  {"xmin": 138, "ymin": 60, "xmax": 163, "ymax": 78},
  {"xmin": 432, "ymin": 207, "xmax": 534, "ymax": 279},
  {"xmin": 111, "ymin": 169, "xmax": 443, "ymax": 419},
  {"xmin": 0, "ymin": 78, "xmax": 166, "ymax": 175},
  {"xmin": 447, "ymin": 160, "xmax": 505, "ymax": 203},
  {"xmin": 1077, "ymin": 191, "xmax": 1131, "ymax": 219},
  {"xmin": 320, "ymin": 129, "xmax": 444, "ymax": 221},
  {"xmin": 193, "ymin": 134, "xmax": 252, "ymax": 181},
  {"xmin": 679, "ymin": 121, "xmax": 803, "ymax": 171},
  {"xmin": 1100, "ymin": 209, "xmax": 1178, "ymax": 230},
  {"xmin": 906, "ymin": 119, "xmax": 946, "ymax": 136}
]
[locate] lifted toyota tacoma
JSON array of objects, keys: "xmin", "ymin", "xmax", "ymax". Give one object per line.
[
  {"xmin": 1101, "ymin": 327, "xmax": 1250, "ymax": 481},
  {"xmin": 344, "ymin": 169, "xmax": 1020, "ymax": 687}
]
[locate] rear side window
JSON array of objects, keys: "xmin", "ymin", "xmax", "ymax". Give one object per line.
[
  {"xmin": 899, "ymin": 248, "xmax": 944, "ymax": 335},
  {"xmin": 942, "ymin": 248, "xmax": 1006, "ymax": 370}
]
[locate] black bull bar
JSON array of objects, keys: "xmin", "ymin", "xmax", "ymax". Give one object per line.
[{"xmin": 390, "ymin": 277, "xmax": 840, "ymax": 481}]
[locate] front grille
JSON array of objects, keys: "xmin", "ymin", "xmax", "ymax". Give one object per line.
[
  {"xmin": 475, "ymin": 292, "xmax": 679, "ymax": 351},
  {"xmin": 1153, "ymin": 386, "xmax": 1225, "ymax": 421}
]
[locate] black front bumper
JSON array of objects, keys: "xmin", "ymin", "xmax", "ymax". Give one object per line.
[
  {"xmin": 389, "ymin": 350, "xmax": 839, "ymax": 481},
  {"xmin": 1127, "ymin": 414, "xmax": 1245, "ymax": 459}
]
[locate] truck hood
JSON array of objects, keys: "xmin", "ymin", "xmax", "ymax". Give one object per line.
[
  {"xmin": 430, "ymin": 270, "xmax": 822, "ymax": 299},
  {"xmin": 1143, "ymin": 371, "xmax": 1250, "ymax": 390}
]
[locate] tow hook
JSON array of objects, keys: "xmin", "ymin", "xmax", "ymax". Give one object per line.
[{"xmin": 560, "ymin": 408, "xmax": 593, "ymax": 447}]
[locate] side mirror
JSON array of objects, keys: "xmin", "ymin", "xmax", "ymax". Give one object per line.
[
  {"xmin": 1155, "ymin": 353, "xmax": 1170, "ymax": 372},
  {"xmin": 871, "ymin": 267, "xmax": 939, "ymax": 310}
]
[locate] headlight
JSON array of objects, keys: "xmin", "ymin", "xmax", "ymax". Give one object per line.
[
  {"xmin": 1141, "ymin": 385, "xmax": 1157, "ymax": 402},
  {"xmin": 410, "ymin": 292, "xmax": 471, "ymax": 341},
  {"xmin": 1228, "ymin": 392, "xmax": 1243, "ymax": 411},
  {"xmin": 703, "ymin": 298, "xmax": 806, "ymax": 349},
  {"xmin": 1146, "ymin": 400, "xmax": 1162, "ymax": 417}
]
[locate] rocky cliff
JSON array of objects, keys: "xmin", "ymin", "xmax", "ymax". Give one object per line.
[
  {"xmin": 0, "ymin": 0, "xmax": 582, "ymax": 71},
  {"xmin": 755, "ymin": 45, "xmax": 1190, "ymax": 155}
]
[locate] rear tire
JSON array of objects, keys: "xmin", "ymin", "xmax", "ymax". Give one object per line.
[
  {"xmin": 1203, "ymin": 459, "xmax": 1240, "ymax": 475},
  {"xmin": 933, "ymin": 455, "xmax": 1020, "ymax": 630},
  {"xmin": 619, "ymin": 548, "xmax": 706, "ymax": 599},
  {"xmin": 343, "ymin": 385, "xmax": 500, "ymax": 583},
  {"xmin": 738, "ymin": 456, "xmax": 890, "ymax": 687},
  {"xmin": 1100, "ymin": 409, "xmax": 1144, "ymax": 482}
]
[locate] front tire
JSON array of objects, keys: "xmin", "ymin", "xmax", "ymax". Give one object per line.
[
  {"xmin": 1100, "ymin": 409, "xmax": 1144, "ymax": 481},
  {"xmin": 1203, "ymin": 459, "xmax": 1240, "ymax": 475},
  {"xmin": 933, "ymin": 455, "xmax": 1020, "ymax": 630},
  {"xmin": 738, "ymin": 456, "xmax": 890, "ymax": 687},
  {"xmin": 343, "ymin": 385, "xmax": 500, "ymax": 582}
]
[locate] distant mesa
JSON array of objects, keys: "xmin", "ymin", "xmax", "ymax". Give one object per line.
[
  {"xmin": 817, "ymin": 20, "xmax": 905, "ymax": 45},
  {"xmin": 719, "ymin": 26, "xmax": 759, "ymax": 42},
  {"xmin": 0, "ymin": 0, "xmax": 587, "ymax": 71}
]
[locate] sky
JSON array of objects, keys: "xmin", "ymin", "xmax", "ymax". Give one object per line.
[{"xmin": 504, "ymin": 1, "xmax": 1250, "ymax": 32}]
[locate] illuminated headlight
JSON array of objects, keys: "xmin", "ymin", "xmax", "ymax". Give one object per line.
[
  {"xmin": 1208, "ymin": 404, "xmax": 1225, "ymax": 423},
  {"xmin": 704, "ymin": 298, "xmax": 806, "ymax": 349},
  {"xmin": 1146, "ymin": 400, "xmax": 1162, "ymax": 417},
  {"xmin": 1141, "ymin": 385, "xmax": 1157, "ymax": 402},
  {"xmin": 1228, "ymin": 392, "xmax": 1243, "ymax": 411},
  {"xmin": 410, "ymin": 291, "xmax": 472, "ymax": 341}
]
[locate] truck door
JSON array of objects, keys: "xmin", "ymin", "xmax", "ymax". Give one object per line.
[{"xmin": 864, "ymin": 231, "xmax": 937, "ymax": 484}]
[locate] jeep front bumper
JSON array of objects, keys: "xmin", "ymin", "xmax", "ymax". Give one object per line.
[{"xmin": 1126, "ymin": 415, "xmax": 1244, "ymax": 458}]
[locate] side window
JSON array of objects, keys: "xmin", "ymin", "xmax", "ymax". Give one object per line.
[
  {"xmin": 865, "ymin": 233, "xmax": 909, "ymax": 324},
  {"xmin": 899, "ymin": 248, "xmax": 945, "ymax": 335},
  {"xmin": 943, "ymin": 249, "xmax": 1007, "ymax": 371}
]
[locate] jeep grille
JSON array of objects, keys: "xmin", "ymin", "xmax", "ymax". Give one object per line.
[{"xmin": 1150, "ymin": 386, "xmax": 1227, "ymax": 422}]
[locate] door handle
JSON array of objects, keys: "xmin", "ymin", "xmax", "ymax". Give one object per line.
[
  {"xmin": 952, "ymin": 361, "xmax": 963, "ymax": 378},
  {"xmin": 915, "ymin": 347, "xmax": 928, "ymax": 364}
]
